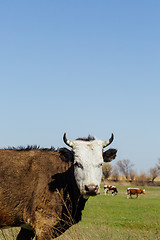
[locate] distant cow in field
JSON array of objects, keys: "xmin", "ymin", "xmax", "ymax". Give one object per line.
[
  {"xmin": 104, "ymin": 185, "xmax": 118, "ymax": 196},
  {"xmin": 0, "ymin": 133, "xmax": 117, "ymax": 240},
  {"xmin": 127, "ymin": 188, "xmax": 145, "ymax": 199}
]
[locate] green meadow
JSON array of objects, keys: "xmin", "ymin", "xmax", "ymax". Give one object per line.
[{"xmin": 1, "ymin": 185, "xmax": 160, "ymax": 240}]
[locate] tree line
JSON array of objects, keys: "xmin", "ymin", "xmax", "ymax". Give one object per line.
[{"xmin": 103, "ymin": 158, "xmax": 160, "ymax": 184}]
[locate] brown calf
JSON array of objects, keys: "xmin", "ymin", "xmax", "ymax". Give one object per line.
[{"xmin": 127, "ymin": 188, "xmax": 145, "ymax": 199}]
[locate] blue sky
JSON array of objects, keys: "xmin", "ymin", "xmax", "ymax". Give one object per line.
[{"xmin": 0, "ymin": 1, "xmax": 160, "ymax": 172}]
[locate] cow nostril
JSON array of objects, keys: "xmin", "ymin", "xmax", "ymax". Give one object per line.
[
  {"xmin": 85, "ymin": 185, "xmax": 89, "ymax": 192},
  {"xmin": 94, "ymin": 185, "xmax": 99, "ymax": 193}
]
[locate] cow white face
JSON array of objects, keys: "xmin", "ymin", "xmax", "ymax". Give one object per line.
[
  {"xmin": 73, "ymin": 140, "xmax": 103, "ymax": 198},
  {"xmin": 63, "ymin": 133, "xmax": 116, "ymax": 198}
]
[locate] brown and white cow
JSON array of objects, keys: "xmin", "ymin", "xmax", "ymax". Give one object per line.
[
  {"xmin": 104, "ymin": 185, "xmax": 118, "ymax": 196},
  {"xmin": 0, "ymin": 133, "xmax": 117, "ymax": 240},
  {"xmin": 127, "ymin": 188, "xmax": 145, "ymax": 199}
]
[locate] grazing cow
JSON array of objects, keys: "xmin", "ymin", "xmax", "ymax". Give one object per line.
[
  {"xmin": 0, "ymin": 133, "xmax": 117, "ymax": 240},
  {"xmin": 104, "ymin": 185, "xmax": 118, "ymax": 196},
  {"xmin": 127, "ymin": 188, "xmax": 145, "ymax": 199}
]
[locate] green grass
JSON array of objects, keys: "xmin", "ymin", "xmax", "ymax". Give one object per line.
[
  {"xmin": 1, "ymin": 185, "xmax": 160, "ymax": 239},
  {"xmin": 59, "ymin": 185, "xmax": 160, "ymax": 240}
]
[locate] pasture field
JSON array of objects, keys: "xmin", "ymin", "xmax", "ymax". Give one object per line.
[{"xmin": 1, "ymin": 185, "xmax": 160, "ymax": 240}]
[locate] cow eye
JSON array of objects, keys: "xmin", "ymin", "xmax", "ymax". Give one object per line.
[
  {"xmin": 74, "ymin": 162, "xmax": 83, "ymax": 169},
  {"xmin": 98, "ymin": 163, "xmax": 103, "ymax": 168}
]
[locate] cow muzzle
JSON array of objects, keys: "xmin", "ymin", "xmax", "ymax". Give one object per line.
[{"xmin": 84, "ymin": 184, "xmax": 99, "ymax": 196}]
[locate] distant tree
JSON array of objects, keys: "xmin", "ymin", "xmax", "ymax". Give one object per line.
[
  {"xmin": 116, "ymin": 159, "xmax": 134, "ymax": 180},
  {"xmin": 111, "ymin": 166, "xmax": 119, "ymax": 181},
  {"xmin": 149, "ymin": 159, "xmax": 160, "ymax": 183},
  {"xmin": 129, "ymin": 169, "xmax": 137, "ymax": 182},
  {"xmin": 156, "ymin": 158, "xmax": 160, "ymax": 170},
  {"xmin": 149, "ymin": 167, "xmax": 159, "ymax": 183},
  {"xmin": 135, "ymin": 171, "xmax": 147, "ymax": 186},
  {"xmin": 103, "ymin": 163, "xmax": 112, "ymax": 179}
]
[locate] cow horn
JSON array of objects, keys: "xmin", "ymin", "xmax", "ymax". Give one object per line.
[
  {"xmin": 63, "ymin": 133, "xmax": 74, "ymax": 148},
  {"xmin": 102, "ymin": 133, "xmax": 114, "ymax": 148}
]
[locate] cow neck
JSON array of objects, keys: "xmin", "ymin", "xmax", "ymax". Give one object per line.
[{"xmin": 64, "ymin": 165, "xmax": 88, "ymax": 223}]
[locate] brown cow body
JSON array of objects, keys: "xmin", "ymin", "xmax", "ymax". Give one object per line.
[
  {"xmin": 104, "ymin": 185, "xmax": 118, "ymax": 196},
  {"xmin": 127, "ymin": 188, "xmax": 145, "ymax": 199},
  {"xmin": 0, "ymin": 148, "xmax": 79, "ymax": 239},
  {"xmin": 0, "ymin": 137, "xmax": 117, "ymax": 239}
]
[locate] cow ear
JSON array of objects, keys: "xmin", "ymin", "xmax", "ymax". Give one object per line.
[
  {"xmin": 103, "ymin": 148, "xmax": 117, "ymax": 162},
  {"xmin": 59, "ymin": 148, "xmax": 74, "ymax": 162}
]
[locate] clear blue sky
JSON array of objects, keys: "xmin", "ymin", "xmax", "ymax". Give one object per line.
[{"xmin": 0, "ymin": 1, "xmax": 160, "ymax": 172}]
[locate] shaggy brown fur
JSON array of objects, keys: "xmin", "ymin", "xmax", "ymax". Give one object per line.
[{"xmin": 0, "ymin": 146, "xmax": 117, "ymax": 239}]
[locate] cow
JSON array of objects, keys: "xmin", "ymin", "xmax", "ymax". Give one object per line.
[
  {"xmin": 0, "ymin": 133, "xmax": 117, "ymax": 240},
  {"xmin": 127, "ymin": 188, "xmax": 145, "ymax": 199},
  {"xmin": 104, "ymin": 185, "xmax": 118, "ymax": 196}
]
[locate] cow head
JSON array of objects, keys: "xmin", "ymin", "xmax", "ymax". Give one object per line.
[{"xmin": 63, "ymin": 133, "xmax": 117, "ymax": 198}]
